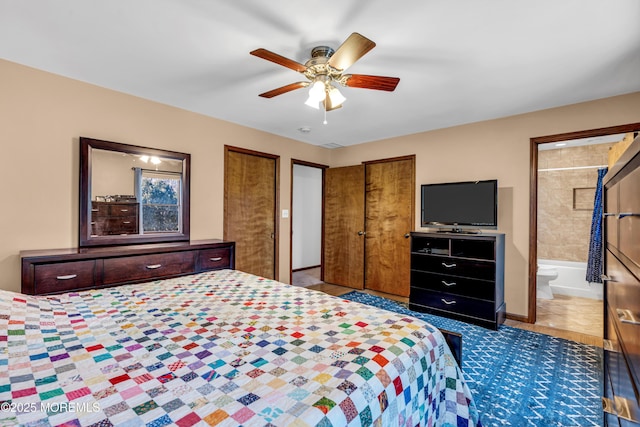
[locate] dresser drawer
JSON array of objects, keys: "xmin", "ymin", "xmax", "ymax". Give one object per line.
[
  {"xmin": 34, "ymin": 260, "xmax": 97, "ymax": 294},
  {"xmin": 410, "ymin": 288, "xmax": 496, "ymax": 319},
  {"xmin": 618, "ymin": 167, "xmax": 640, "ymax": 269},
  {"xmin": 605, "ymin": 309, "xmax": 640, "ymax": 425},
  {"xmin": 94, "ymin": 217, "xmax": 138, "ymax": 235},
  {"xmin": 606, "ymin": 252, "xmax": 640, "ymax": 388},
  {"xmin": 197, "ymin": 247, "xmax": 232, "ymax": 271},
  {"xmin": 411, "ymin": 254, "xmax": 495, "ymax": 281},
  {"xmin": 107, "ymin": 204, "xmax": 137, "ymax": 217},
  {"xmin": 103, "ymin": 252, "xmax": 196, "ymax": 284},
  {"xmin": 410, "ymin": 270, "xmax": 495, "ymax": 300},
  {"xmin": 92, "ymin": 202, "xmax": 138, "ymax": 217},
  {"xmin": 606, "ymin": 182, "xmax": 620, "ymax": 252}
]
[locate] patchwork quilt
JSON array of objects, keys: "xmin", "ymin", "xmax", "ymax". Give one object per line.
[{"xmin": 0, "ymin": 269, "xmax": 480, "ymax": 426}]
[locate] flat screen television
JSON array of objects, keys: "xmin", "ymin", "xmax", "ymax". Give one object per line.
[{"xmin": 421, "ymin": 179, "xmax": 498, "ymax": 231}]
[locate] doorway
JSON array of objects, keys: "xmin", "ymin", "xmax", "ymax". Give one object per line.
[
  {"xmin": 527, "ymin": 123, "xmax": 640, "ymax": 334},
  {"xmin": 290, "ymin": 160, "xmax": 327, "ymax": 287}
]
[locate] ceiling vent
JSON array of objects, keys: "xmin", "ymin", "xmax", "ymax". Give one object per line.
[{"xmin": 320, "ymin": 143, "xmax": 344, "ymax": 149}]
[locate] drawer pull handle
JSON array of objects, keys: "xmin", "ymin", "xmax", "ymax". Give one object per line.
[
  {"xmin": 122, "ymin": 221, "xmax": 131, "ymax": 224},
  {"xmin": 617, "ymin": 308, "xmax": 640, "ymax": 325},
  {"xmin": 602, "ymin": 396, "xmax": 636, "ymax": 422},
  {"xmin": 91, "ymin": 209, "xmax": 99, "ymax": 212},
  {"xmin": 442, "ymin": 281, "xmax": 456, "ymax": 287},
  {"xmin": 56, "ymin": 274, "xmax": 77, "ymax": 280},
  {"xmin": 441, "ymin": 298, "xmax": 456, "ymax": 305},
  {"xmin": 603, "ymin": 339, "xmax": 619, "ymax": 353},
  {"xmin": 600, "ymin": 274, "xmax": 615, "ymax": 282},
  {"xmin": 146, "ymin": 264, "xmax": 162, "ymax": 270},
  {"xmin": 617, "ymin": 212, "xmax": 639, "ymax": 219},
  {"xmin": 210, "ymin": 257, "xmax": 223, "ymax": 262},
  {"xmin": 120, "ymin": 209, "xmax": 129, "ymax": 212},
  {"xmin": 442, "ymin": 263, "xmax": 457, "ymax": 268}
]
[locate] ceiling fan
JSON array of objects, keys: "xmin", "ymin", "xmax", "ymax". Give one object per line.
[{"xmin": 250, "ymin": 32, "xmax": 400, "ymax": 111}]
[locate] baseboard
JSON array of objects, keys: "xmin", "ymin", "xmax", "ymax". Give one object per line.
[
  {"xmin": 506, "ymin": 312, "xmax": 530, "ymax": 323},
  {"xmin": 292, "ymin": 265, "xmax": 321, "ymax": 273}
]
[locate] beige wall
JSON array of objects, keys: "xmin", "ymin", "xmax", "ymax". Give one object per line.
[
  {"xmin": 538, "ymin": 143, "xmax": 613, "ymax": 262},
  {"xmin": 0, "ymin": 59, "xmax": 330, "ymax": 293},
  {"xmin": 329, "ymin": 94, "xmax": 640, "ymax": 316},
  {"xmin": 2, "ymin": 58, "xmax": 640, "ymax": 318}
]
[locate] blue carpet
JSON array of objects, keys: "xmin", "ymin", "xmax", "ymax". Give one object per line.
[{"xmin": 341, "ymin": 291, "xmax": 603, "ymax": 427}]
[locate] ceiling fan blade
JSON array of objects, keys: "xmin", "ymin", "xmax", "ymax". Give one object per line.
[
  {"xmin": 344, "ymin": 74, "xmax": 400, "ymax": 91},
  {"xmin": 250, "ymin": 48, "xmax": 307, "ymax": 73},
  {"xmin": 328, "ymin": 32, "xmax": 376, "ymax": 71},
  {"xmin": 258, "ymin": 81, "xmax": 308, "ymax": 98},
  {"xmin": 323, "ymin": 92, "xmax": 343, "ymax": 112}
]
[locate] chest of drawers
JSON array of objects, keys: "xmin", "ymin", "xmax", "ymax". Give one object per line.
[
  {"xmin": 409, "ymin": 231, "xmax": 505, "ymax": 329},
  {"xmin": 602, "ymin": 134, "xmax": 640, "ymax": 426},
  {"xmin": 21, "ymin": 240, "xmax": 235, "ymax": 295},
  {"xmin": 91, "ymin": 201, "xmax": 139, "ymax": 236}
]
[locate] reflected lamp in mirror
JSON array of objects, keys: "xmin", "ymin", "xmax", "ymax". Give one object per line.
[{"xmin": 79, "ymin": 137, "xmax": 191, "ymax": 247}]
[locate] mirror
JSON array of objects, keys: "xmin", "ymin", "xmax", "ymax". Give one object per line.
[{"xmin": 80, "ymin": 137, "xmax": 190, "ymax": 247}]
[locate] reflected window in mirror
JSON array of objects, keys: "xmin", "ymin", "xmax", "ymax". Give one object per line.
[
  {"xmin": 137, "ymin": 169, "xmax": 182, "ymax": 233},
  {"xmin": 80, "ymin": 137, "xmax": 190, "ymax": 247}
]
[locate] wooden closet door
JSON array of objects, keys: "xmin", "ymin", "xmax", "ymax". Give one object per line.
[
  {"xmin": 224, "ymin": 147, "xmax": 278, "ymax": 279},
  {"xmin": 324, "ymin": 165, "xmax": 365, "ymax": 289},
  {"xmin": 365, "ymin": 157, "xmax": 414, "ymax": 297}
]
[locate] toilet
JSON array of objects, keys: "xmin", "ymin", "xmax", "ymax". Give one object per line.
[{"xmin": 537, "ymin": 266, "xmax": 558, "ymax": 299}]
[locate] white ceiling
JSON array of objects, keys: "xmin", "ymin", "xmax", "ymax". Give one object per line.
[{"xmin": 1, "ymin": 1, "xmax": 639, "ymax": 147}]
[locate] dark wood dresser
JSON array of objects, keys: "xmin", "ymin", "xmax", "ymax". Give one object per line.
[
  {"xmin": 21, "ymin": 240, "xmax": 235, "ymax": 295},
  {"xmin": 409, "ymin": 231, "xmax": 505, "ymax": 330},
  {"xmin": 91, "ymin": 201, "xmax": 139, "ymax": 236},
  {"xmin": 603, "ymin": 134, "xmax": 640, "ymax": 426}
]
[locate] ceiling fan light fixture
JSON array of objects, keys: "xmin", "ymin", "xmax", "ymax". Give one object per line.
[
  {"xmin": 327, "ymin": 86, "xmax": 346, "ymax": 108},
  {"xmin": 305, "ymin": 95, "xmax": 320, "ymax": 109},
  {"xmin": 251, "ymin": 33, "xmax": 399, "ymax": 113},
  {"xmin": 305, "ymin": 80, "xmax": 326, "ymax": 109}
]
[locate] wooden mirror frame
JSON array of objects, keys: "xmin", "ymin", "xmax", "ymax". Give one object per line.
[{"xmin": 79, "ymin": 137, "xmax": 190, "ymax": 247}]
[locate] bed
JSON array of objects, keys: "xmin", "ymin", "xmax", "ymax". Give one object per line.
[{"xmin": 1, "ymin": 269, "xmax": 480, "ymax": 426}]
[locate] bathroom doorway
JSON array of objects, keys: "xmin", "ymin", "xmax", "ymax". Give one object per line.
[
  {"xmin": 529, "ymin": 123, "xmax": 640, "ymax": 337},
  {"xmin": 290, "ymin": 160, "xmax": 327, "ymax": 287}
]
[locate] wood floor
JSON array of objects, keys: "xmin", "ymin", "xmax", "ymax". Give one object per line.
[{"xmin": 304, "ymin": 279, "xmax": 603, "ymax": 347}]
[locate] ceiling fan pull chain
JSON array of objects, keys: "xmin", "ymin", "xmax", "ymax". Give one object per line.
[{"xmin": 323, "ymin": 104, "xmax": 328, "ymax": 125}]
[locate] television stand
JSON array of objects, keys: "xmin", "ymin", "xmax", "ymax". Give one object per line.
[{"xmin": 409, "ymin": 231, "xmax": 505, "ymax": 329}]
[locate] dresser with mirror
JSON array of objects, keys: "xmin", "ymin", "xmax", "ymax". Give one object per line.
[{"xmin": 21, "ymin": 137, "xmax": 234, "ymax": 295}]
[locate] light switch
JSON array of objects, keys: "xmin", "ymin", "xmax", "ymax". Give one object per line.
[{"xmin": 282, "ymin": 209, "xmax": 289, "ymax": 218}]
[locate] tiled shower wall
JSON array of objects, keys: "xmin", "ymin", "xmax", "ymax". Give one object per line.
[{"xmin": 538, "ymin": 143, "xmax": 613, "ymax": 262}]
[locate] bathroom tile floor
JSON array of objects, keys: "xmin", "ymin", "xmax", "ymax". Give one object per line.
[{"xmin": 535, "ymin": 294, "xmax": 603, "ymax": 338}]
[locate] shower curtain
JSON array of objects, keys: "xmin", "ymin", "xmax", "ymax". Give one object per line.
[{"xmin": 585, "ymin": 167, "xmax": 608, "ymax": 283}]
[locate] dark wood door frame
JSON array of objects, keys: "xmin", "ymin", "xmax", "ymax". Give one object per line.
[
  {"xmin": 289, "ymin": 159, "xmax": 328, "ymax": 285},
  {"xmin": 224, "ymin": 145, "xmax": 280, "ymax": 280},
  {"xmin": 528, "ymin": 122, "xmax": 640, "ymax": 324}
]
